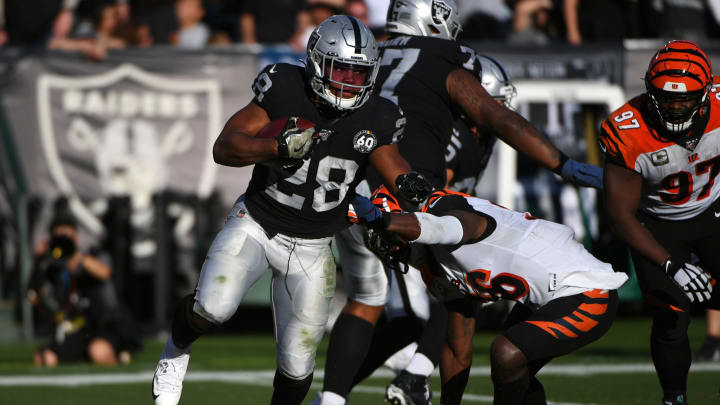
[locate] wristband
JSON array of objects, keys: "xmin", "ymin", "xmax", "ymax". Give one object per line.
[{"xmin": 552, "ymin": 152, "xmax": 570, "ymax": 175}]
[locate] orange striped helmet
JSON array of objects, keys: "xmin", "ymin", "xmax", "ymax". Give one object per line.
[
  {"xmin": 370, "ymin": 185, "xmax": 403, "ymax": 213},
  {"xmin": 645, "ymin": 40, "xmax": 713, "ymax": 134}
]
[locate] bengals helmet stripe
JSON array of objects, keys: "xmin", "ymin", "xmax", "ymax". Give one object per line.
[{"xmin": 370, "ymin": 185, "xmax": 403, "ymax": 213}]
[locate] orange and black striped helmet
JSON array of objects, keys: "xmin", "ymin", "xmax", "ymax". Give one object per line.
[
  {"xmin": 370, "ymin": 185, "xmax": 403, "ymax": 213},
  {"xmin": 645, "ymin": 40, "xmax": 713, "ymax": 134}
]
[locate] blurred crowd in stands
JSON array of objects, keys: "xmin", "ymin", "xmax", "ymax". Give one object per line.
[{"xmin": 2, "ymin": 0, "xmax": 720, "ymax": 60}]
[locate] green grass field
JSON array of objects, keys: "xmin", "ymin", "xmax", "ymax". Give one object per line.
[{"xmin": 0, "ymin": 317, "xmax": 718, "ymax": 405}]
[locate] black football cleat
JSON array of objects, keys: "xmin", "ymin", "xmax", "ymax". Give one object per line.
[{"xmin": 385, "ymin": 370, "xmax": 432, "ymax": 405}]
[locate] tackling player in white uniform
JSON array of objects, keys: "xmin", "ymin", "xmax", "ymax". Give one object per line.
[{"xmin": 350, "ymin": 188, "xmax": 628, "ymax": 404}]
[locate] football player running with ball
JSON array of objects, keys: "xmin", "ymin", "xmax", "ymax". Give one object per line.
[
  {"xmin": 151, "ymin": 15, "xmax": 430, "ymax": 405},
  {"xmin": 350, "ymin": 189, "xmax": 628, "ymax": 405},
  {"xmin": 314, "ymin": 1, "xmax": 604, "ymax": 404},
  {"xmin": 601, "ymin": 40, "xmax": 717, "ymax": 405}
]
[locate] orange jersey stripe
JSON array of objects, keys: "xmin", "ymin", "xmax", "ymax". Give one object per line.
[
  {"xmin": 563, "ymin": 311, "xmax": 599, "ymax": 332},
  {"xmin": 578, "ymin": 302, "xmax": 608, "ymax": 315},
  {"xmin": 526, "ymin": 320, "xmax": 578, "ymax": 339},
  {"xmin": 582, "ymin": 289, "xmax": 610, "ymax": 299}
]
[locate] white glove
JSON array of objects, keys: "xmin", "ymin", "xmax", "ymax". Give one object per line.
[{"xmin": 663, "ymin": 258, "xmax": 713, "ymax": 303}]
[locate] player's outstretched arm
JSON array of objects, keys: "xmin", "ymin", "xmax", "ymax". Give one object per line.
[
  {"xmin": 446, "ymin": 69, "xmax": 603, "ymax": 188},
  {"xmin": 352, "ymin": 195, "xmax": 485, "ymax": 245},
  {"xmin": 212, "ymin": 101, "xmax": 277, "ymax": 167},
  {"xmin": 604, "ymin": 162, "xmax": 669, "ymax": 266}
]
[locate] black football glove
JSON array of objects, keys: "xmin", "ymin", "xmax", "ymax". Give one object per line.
[
  {"xmin": 276, "ymin": 116, "xmax": 315, "ymax": 160},
  {"xmin": 663, "ymin": 258, "xmax": 713, "ymax": 303},
  {"xmin": 395, "ymin": 172, "xmax": 433, "ymax": 211}
]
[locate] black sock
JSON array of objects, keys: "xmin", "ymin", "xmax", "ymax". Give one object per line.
[
  {"xmin": 351, "ymin": 315, "xmax": 423, "ymax": 387},
  {"xmin": 270, "ymin": 371, "xmax": 313, "ymax": 405},
  {"xmin": 520, "ymin": 376, "xmax": 546, "ymax": 405},
  {"xmin": 416, "ymin": 303, "xmax": 448, "ymax": 366},
  {"xmin": 440, "ymin": 366, "xmax": 470, "ymax": 405},
  {"xmin": 322, "ymin": 313, "xmax": 375, "ymax": 398},
  {"xmin": 493, "ymin": 372, "xmax": 529, "ymax": 405},
  {"xmin": 651, "ymin": 335, "xmax": 690, "ymax": 397},
  {"xmin": 171, "ymin": 294, "xmax": 212, "ymax": 349}
]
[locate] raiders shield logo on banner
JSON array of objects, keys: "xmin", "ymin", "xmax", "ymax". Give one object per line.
[{"xmin": 36, "ymin": 63, "xmax": 222, "ymax": 236}]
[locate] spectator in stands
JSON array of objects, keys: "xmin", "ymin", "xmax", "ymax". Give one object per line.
[
  {"xmin": 172, "ymin": 0, "xmax": 209, "ymax": 49},
  {"xmin": 290, "ymin": 0, "xmax": 345, "ymax": 51},
  {"xmin": 134, "ymin": 0, "xmax": 177, "ymax": 45},
  {"xmin": 239, "ymin": 0, "xmax": 309, "ymax": 45},
  {"xmin": 507, "ymin": 0, "xmax": 560, "ymax": 45},
  {"xmin": 562, "ymin": 0, "xmax": 628, "ymax": 45},
  {"xmin": 456, "ymin": 0, "xmax": 513, "ymax": 41},
  {"xmin": 28, "ymin": 199, "xmax": 141, "ymax": 367},
  {"xmin": 3, "ymin": 0, "xmax": 68, "ymax": 47},
  {"xmin": 346, "ymin": 0, "xmax": 369, "ymax": 26}
]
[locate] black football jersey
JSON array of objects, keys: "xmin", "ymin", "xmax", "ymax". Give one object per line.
[
  {"xmin": 243, "ymin": 63, "xmax": 405, "ymax": 238},
  {"xmin": 445, "ymin": 119, "xmax": 496, "ymax": 195},
  {"xmin": 366, "ymin": 35, "xmax": 482, "ymax": 189}
]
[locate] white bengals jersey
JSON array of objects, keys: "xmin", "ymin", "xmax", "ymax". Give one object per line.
[
  {"xmin": 599, "ymin": 79, "xmax": 720, "ymax": 220},
  {"xmin": 417, "ymin": 191, "xmax": 627, "ymax": 309}
]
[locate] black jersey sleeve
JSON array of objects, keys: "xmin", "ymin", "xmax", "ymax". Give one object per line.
[
  {"xmin": 431, "ymin": 39, "xmax": 482, "ymax": 80},
  {"xmin": 445, "ymin": 126, "xmax": 462, "ymax": 171},
  {"xmin": 367, "ymin": 96, "xmax": 406, "ymax": 146},
  {"xmin": 250, "ymin": 63, "xmax": 305, "ymax": 118}
]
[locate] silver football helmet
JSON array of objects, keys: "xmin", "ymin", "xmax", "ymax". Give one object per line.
[
  {"xmin": 386, "ymin": 0, "xmax": 462, "ymax": 40},
  {"xmin": 306, "ymin": 15, "xmax": 380, "ymax": 112},
  {"xmin": 476, "ymin": 54, "xmax": 516, "ymax": 108}
]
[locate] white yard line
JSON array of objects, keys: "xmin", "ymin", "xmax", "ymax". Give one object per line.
[{"xmin": 1, "ymin": 363, "xmax": 718, "ymax": 404}]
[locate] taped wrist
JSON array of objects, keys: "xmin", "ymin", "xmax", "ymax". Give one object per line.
[{"xmin": 412, "ymin": 213, "xmax": 463, "ymax": 245}]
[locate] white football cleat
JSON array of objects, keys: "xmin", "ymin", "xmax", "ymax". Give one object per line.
[{"xmin": 152, "ymin": 353, "xmax": 190, "ymax": 405}]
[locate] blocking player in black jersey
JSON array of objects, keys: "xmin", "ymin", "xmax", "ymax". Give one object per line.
[
  {"xmin": 314, "ymin": 1, "xmax": 604, "ymax": 405},
  {"xmin": 150, "ymin": 15, "xmax": 431, "ymax": 405},
  {"xmin": 601, "ymin": 40, "xmax": 717, "ymax": 405},
  {"xmin": 319, "ymin": 54, "xmax": 517, "ymax": 402},
  {"xmin": 445, "ymin": 54, "xmax": 513, "ymax": 194}
]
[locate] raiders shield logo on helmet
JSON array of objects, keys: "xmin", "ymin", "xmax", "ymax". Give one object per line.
[{"xmin": 431, "ymin": 0, "xmax": 451, "ymax": 24}]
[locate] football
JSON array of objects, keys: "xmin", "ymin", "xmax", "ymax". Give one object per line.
[{"xmin": 255, "ymin": 117, "xmax": 316, "ymax": 139}]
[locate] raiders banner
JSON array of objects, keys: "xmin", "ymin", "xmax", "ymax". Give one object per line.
[{"xmin": 3, "ymin": 49, "xmax": 259, "ymax": 237}]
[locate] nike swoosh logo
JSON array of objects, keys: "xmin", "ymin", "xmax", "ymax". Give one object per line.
[
  {"xmin": 292, "ymin": 141, "xmax": 308, "ymax": 153},
  {"xmin": 715, "ymin": 211, "xmax": 720, "ymax": 218},
  {"xmin": 599, "ymin": 143, "xmax": 607, "ymax": 153},
  {"xmin": 269, "ymin": 64, "xmax": 277, "ymax": 73}
]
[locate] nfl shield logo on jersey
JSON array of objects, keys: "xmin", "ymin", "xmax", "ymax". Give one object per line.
[
  {"xmin": 431, "ymin": 0, "xmax": 451, "ymax": 24},
  {"xmin": 353, "ymin": 130, "xmax": 377, "ymax": 153},
  {"xmin": 651, "ymin": 150, "xmax": 669, "ymax": 166}
]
